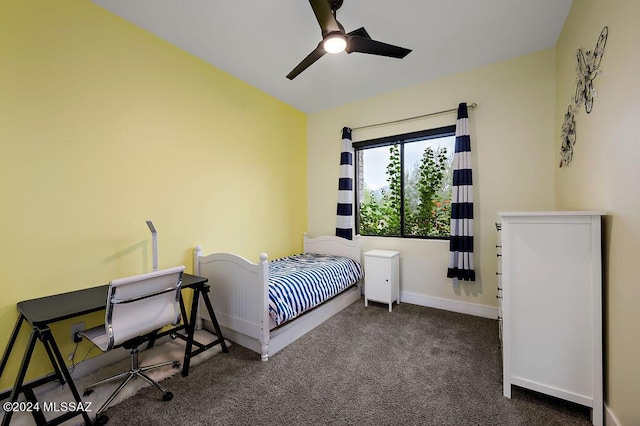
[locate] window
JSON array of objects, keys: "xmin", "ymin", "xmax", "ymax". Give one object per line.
[{"xmin": 354, "ymin": 125, "xmax": 456, "ymax": 239}]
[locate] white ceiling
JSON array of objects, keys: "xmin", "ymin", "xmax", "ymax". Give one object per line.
[{"xmin": 91, "ymin": 0, "xmax": 573, "ymax": 114}]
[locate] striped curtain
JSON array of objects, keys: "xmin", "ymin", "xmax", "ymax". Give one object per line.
[
  {"xmin": 447, "ymin": 103, "xmax": 475, "ymax": 283},
  {"xmin": 336, "ymin": 127, "xmax": 354, "ymax": 240}
]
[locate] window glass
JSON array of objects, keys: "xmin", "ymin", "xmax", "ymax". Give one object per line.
[{"xmin": 356, "ymin": 127, "xmax": 455, "ymax": 239}]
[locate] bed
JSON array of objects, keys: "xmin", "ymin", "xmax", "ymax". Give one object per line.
[{"xmin": 193, "ymin": 234, "xmax": 363, "ymax": 361}]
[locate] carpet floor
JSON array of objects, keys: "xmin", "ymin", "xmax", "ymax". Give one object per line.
[
  {"xmin": 9, "ymin": 330, "xmax": 226, "ymax": 426},
  {"xmin": 102, "ymin": 299, "xmax": 592, "ymax": 425}
]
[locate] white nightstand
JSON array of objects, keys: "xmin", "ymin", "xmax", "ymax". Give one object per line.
[{"xmin": 363, "ymin": 249, "xmax": 400, "ymax": 312}]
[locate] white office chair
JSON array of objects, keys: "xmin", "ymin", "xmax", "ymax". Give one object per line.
[{"xmin": 78, "ymin": 266, "xmax": 185, "ymax": 424}]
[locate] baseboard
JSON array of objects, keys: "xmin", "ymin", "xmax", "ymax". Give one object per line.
[
  {"xmin": 401, "ymin": 291, "xmax": 498, "ymax": 319},
  {"xmin": 605, "ymin": 403, "xmax": 620, "ymax": 426}
]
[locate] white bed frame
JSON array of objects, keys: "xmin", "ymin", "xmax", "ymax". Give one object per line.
[{"xmin": 193, "ymin": 233, "xmax": 362, "ymax": 361}]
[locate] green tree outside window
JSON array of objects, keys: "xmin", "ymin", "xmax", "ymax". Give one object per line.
[{"xmin": 357, "ymin": 130, "xmax": 454, "ymax": 239}]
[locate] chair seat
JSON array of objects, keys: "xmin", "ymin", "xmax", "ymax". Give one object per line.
[{"xmin": 79, "ymin": 326, "xmax": 110, "ymax": 352}]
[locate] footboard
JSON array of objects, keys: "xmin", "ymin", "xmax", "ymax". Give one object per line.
[{"xmin": 194, "ymin": 247, "xmax": 270, "ymax": 359}]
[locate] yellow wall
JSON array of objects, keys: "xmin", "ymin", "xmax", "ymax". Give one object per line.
[
  {"xmin": 0, "ymin": 0, "xmax": 307, "ymax": 390},
  {"xmin": 308, "ymin": 49, "xmax": 557, "ymax": 311},
  {"xmin": 556, "ymin": 1, "xmax": 640, "ymax": 424}
]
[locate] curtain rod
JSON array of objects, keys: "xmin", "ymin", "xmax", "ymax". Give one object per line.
[{"xmin": 351, "ymin": 102, "xmax": 477, "ymax": 131}]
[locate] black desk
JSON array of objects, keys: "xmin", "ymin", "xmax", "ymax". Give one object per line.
[{"xmin": 0, "ymin": 274, "xmax": 227, "ymax": 426}]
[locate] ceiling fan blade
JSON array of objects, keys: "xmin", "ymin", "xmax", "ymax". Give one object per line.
[
  {"xmin": 347, "ymin": 27, "xmax": 371, "ymax": 39},
  {"xmin": 309, "ymin": 0, "xmax": 341, "ymax": 33},
  {"xmin": 287, "ymin": 43, "xmax": 327, "ymax": 80},
  {"xmin": 346, "ymin": 35, "xmax": 411, "ymax": 58}
]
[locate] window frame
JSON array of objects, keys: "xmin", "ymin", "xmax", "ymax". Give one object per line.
[{"xmin": 353, "ymin": 125, "xmax": 457, "ymax": 240}]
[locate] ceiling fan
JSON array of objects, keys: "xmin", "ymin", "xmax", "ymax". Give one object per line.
[{"xmin": 286, "ymin": 0, "xmax": 412, "ymax": 80}]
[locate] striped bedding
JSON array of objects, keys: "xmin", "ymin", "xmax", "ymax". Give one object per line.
[{"xmin": 268, "ymin": 253, "xmax": 364, "ymax": 326}]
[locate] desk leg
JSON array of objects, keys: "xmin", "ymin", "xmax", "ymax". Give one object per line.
[
  {"xmin": 41, "ymin": 333, "xmax": 66, "ymax": 386},
  {"xmin": 1, "ymin": 329, "xmax": 37, "ymax": 426},
  {"xmin": 0, "ymin": 315, "xmax": 24, "ymax": 376},
  {"xmin": 44, "ymin": 328, "xmax": 92, "ymax": 426},
  {"xmin": 2, "ymin": 328, "xmax": 93, "ymax": 426},
  {"xmin": 181, "ymin": 288, "xmax": 200, "ymax": 377},
  {"xmin": 200, "ymin": 287, "xmax": 228, "ymax": 356},
  {"xmin": 179, "ymin": 293, "xmax": 189, "ymax": 329},
  {"xmin": 23, "ymin": 387, "xmax": 47, "ymax": 425},
  {"xmin": 179, "ymin": 285, "xmax": 228, "ymax": 377}
]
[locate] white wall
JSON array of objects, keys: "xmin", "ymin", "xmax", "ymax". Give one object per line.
[{"xmin": 308, "ymin": 49, "xmax": 557, "ymax": 314}]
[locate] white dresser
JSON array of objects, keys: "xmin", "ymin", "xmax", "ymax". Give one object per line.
[
  {"xmin": 498, "ymin": 211, "xmax": 604, "ymax": 426},
  {"xmin": 363, "ymin": 250, "xmax": 400, "ymax": 312}
]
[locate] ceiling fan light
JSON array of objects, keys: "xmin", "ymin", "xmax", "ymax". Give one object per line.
[{"xmin": 323, "ymin": 34, "xmax": 346, "ymax": 54}]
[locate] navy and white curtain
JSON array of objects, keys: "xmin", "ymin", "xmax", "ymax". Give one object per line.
[
  {"xmin": 447, "ymin": 103, "xmax": 475, "ymax": 283},
  {"xmin": 336, "ymin": 127, "xmax": 354, "ymax": 240}
]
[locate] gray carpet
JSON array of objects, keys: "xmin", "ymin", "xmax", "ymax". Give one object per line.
[{"xmin": 104, "ymin": 299, "xmax": 591, "ymax": 425}]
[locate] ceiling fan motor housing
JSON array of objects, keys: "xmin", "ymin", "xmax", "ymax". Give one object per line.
[{"xmin": 329, "ymin": 0, "xmax": 344, "ymax": 11}]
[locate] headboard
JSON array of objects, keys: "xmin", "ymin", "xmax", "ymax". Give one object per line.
[{"xmin": 302, "ymin": 233, "xmax": 362, "ymax": 262}]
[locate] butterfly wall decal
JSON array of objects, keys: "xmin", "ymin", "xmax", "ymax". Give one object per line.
[
  {"xmin": 559, "ymin": 26, "xmax": 609, "ymax": 168},
  {"xmin": 574, "ymin": 26, "xmax": 608, "ymax": 113},
  {"xmin": 559, "ymin": 105, "xmax": 577, "ymax": 168}
]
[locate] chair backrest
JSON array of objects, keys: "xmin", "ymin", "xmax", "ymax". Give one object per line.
[{"xmin": 104, "ymin": 266, "xmax": 185, "ymax": 349}]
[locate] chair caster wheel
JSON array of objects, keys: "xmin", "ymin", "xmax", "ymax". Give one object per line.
[
  {"xmin": 172, "ymin": 360, "xmax": 181, "ymax": 369},
  {"xmin": 95, "ymin": 414, "xmax": 109, "ymax": 425},
  {"xmin": 162, "ymin": 391, "xmax": 173, "ymax": 401},
  {"xmin": 170, "ymin": 333, "xmax": 177, "ymax": 339}
]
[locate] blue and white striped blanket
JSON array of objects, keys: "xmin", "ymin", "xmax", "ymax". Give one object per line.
[{"xmin": 268, "ymin": 253, "xmax": 364, "ymax": 326}]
